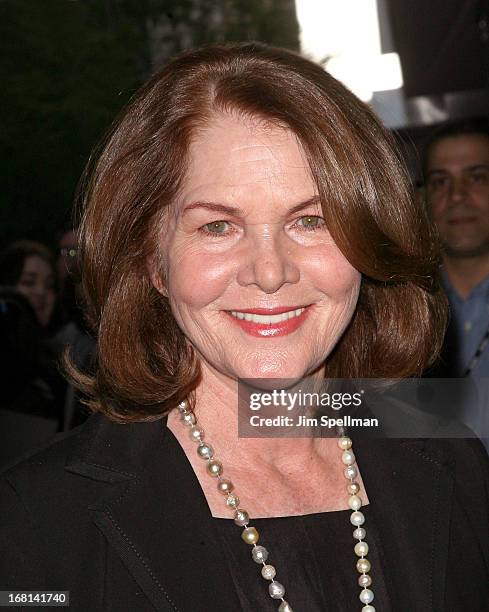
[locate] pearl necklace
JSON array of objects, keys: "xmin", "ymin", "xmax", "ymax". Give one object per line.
[{"xmin": 177, "ymin": 399, "xmax": 376, "ymax": 611}]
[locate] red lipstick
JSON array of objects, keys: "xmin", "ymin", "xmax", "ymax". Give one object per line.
[
  {"xmin": 230, "ymin": 306, "xmax": 307, "ymax": 315},
  {"xmin": 223, "ymin": 305, "xmax": 311, "ymax": 337}
]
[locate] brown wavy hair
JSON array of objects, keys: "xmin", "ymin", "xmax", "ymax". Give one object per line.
[{"xmin": 71, "ymin": 42, "xmax": 447, "ymax": 422}]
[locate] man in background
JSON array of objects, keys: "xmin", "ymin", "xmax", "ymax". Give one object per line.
[
  {"xmin": 55, "ymin": 227, "xmax": 94, "ymax": 429},
  {"xmin": 424, "ymin": 118, "xmax": 489, "ymax": 449},
  {"xmin": 57, "ymin": 228, "xmax": 79, "ymax": 286}
]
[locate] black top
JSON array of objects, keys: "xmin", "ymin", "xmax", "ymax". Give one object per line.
[
  {"xmin": 1, "ymin": 413, "xmax": 488, "ymax": 611},
  {"xmin": 162, "ymin": 421, "xmax": 391, "ymax": 612},
  {"xmin": 215, "ymin": 506, "xmax": 390, "ymax": 611}
]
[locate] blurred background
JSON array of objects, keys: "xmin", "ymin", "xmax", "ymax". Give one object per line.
[
  {"xmin": 1, "ymin": 0, "xmax": 488, "ymax": 246},
  {"xmin": 1, "ymin": 0, "xmax": 488, "ymax": 463}
]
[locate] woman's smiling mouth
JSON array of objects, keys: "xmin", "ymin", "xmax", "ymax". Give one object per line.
[{"xmin": 224, "ymin": 305, "xmax": 311, "ymax": 336}]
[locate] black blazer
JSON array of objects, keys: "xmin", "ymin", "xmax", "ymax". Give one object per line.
[{"xmin": 1, "ymin": 413, "xmax": 488, "ymax": 612}]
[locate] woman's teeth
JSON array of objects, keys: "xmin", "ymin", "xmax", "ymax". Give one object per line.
[{"xmin": 229, "ymin": 308, "xmax": 305, "ymax": 324}]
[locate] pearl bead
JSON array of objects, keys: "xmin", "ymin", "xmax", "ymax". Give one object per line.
[
  {"xmin": 347, "ymin": 482, "xmax": 360, "ymax": 495},
  {"xmin": 197, "ymin": 443, "xmax": 214, "ymax": 460},
  {"xmin": 181, "ymin": 412, "xmax": 196, "ymax": 426},
  {"xmin": 189, "ymin": 426, "xmax": 204, "ymax": 442},
  {"xmin": 217, "ymin": 478, "xmax": 234, "ymax": 495},
  {"xmin": 358, "ymin": 574, "xmax": 372, "ymax": 587},
  {"xmin": 359, "ymin": 589, "xmax": 374, "ymax": 604},
  {"xmin": 355, "ymin": 541, "xmax": 369, "ymax": 556},
  {"xmin": 252, "ymin": 545, "xmax": 268, "ymax": 563},
  {"xmin": 338, "ymin": 437, "xmax": 352, "ymax": 450},
  {"xmin": 348, "ymin": 495, "xmax": 362, "ymax": 511},
  {"xmin": 269, "ymin": 581, "xmax": 285, "ymax": 599},
  {"xmin": 353, "ymin": 527, "xmax": 366, "ymax": 540},
  {"xmin": 226, "ymin": 493, "xmax": 240, "ymax": 508},
  {"xmin": 234, "ymin": 509, "xmax": 250, "ymax": 526},
  {"xmin": 350, "ymin": 511, "xmax": 365, "ymax": 526},
  {"xmin": 261, "ymin": 564, "xmax": 276, "ymax": 580},
  {"xmin": 241, "ymin": 526, "xmax": 259, "ymax": 545},
  {"xmin": 206, "ymin": 459, "xmax": 223, "ymax": 477},
  {"xmin": 175, "ymin": 396, "xmax": 379, "ymax": 611},
  {"xmin": 178, "ymin": 399, "xmax": 189, "ymax": 412},
  {"xmin": 356, "ymin": 558, "xmax": 371, "ymax": 573},
  {"xmin": 342, "ymin": 450, "xmax": 356, "ymax": 465}
]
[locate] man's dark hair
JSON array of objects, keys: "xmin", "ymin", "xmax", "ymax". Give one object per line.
[{"xmin": 422, "ymin": 116, "xmax": 489, "ymax": 180}]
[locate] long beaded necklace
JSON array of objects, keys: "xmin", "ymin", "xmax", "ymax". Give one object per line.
[{"xmin": 177, "ymin": 399, "xmax": 376, "ymax": 611}]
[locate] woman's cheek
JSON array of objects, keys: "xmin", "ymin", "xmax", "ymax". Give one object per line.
[
  {"xmin": 168, "ymin": 247, "xmax": 236, "ymax": 309},
  {"xmin": 308, "ymin": 248, "xmax": 361, "ymax": 296},
  {"xmin": 46, "ymin": 290, "xmax": 56, "ymax": 317}
]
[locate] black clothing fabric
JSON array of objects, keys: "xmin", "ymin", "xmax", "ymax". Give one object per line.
[
  {"xmin": 0, "ymin": 412, "xmax": 488, "ymax": 611},
  {"xmin": 215, "ymin": 505, "xmax": 390, "ymax": 611}
]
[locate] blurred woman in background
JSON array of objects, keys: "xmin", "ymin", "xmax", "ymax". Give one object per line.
[
  {"xmin": 0, "ymin": 240, "xmax": 56, "ymax": 328},
  {"xmin": 0, "ymin": 242, "xmax": 65, "ymax": 448}
]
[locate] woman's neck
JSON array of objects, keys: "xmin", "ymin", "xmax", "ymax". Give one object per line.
[
  {"xmin": 167, "ymin": 365, "xmax": 369, "ymax": 517},
  {"xmin": 181, "ymin": 364, "xmax": 330, "ymax": 470}
]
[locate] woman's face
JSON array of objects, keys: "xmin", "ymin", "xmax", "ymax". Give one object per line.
[
  {"xmin": 16, "ymin": 255, "xmax": 56, "ymax": 327},
  {"xmin": 153, "ymin": 113, "xmax": 361, "ymax": 382}
]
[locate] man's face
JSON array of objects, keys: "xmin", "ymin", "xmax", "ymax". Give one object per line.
[
  {"xmin": 426, "ymin": 134, "xmax": 489, "ymax": 258},
  {"xmin": 57, "ymin": 230, "xmax": 78, "ymax": 281}
]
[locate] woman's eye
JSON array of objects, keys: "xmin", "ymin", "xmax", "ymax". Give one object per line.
[
  {"xmin": 296, "ymin": 215, "xmax": 326, "ymax": 231},
  {"xmin": 201, "ymin": 220, "xmax": 231, "ymax": 235},
  {"xmin": 19, "ymin": 279, "xmax": 35, "ymax": 288}
]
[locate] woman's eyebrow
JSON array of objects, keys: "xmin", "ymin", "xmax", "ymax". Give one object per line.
[{"xmin": 182, "ymin": 195, "xmax": 321, "ymax": 217}]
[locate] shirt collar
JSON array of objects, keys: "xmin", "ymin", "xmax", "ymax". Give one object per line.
[{"xmin": 441, "ymin": 270, "xmax": 489, "ymax": 301}]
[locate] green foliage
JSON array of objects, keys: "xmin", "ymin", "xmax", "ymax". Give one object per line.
[{"xmin": 0, "ymin": 0, "xmax": 299, "ymax": 248}]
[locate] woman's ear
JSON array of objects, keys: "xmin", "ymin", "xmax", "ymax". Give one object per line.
[{"xmin": 147, "ymin": 254, "xmax": 168, "ymax": 297}]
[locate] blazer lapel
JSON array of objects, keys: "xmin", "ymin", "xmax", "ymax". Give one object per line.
[
  {"xmin": 65, "ymin": 414, "xmax": 242, "ymax": 612},
  {"xmin": 66, "ymin": 415, "xmax": 457, "ymax": 611},
  {"xmin": 354, "ymin": 437, "xmax": 454, "ymax": 612}
]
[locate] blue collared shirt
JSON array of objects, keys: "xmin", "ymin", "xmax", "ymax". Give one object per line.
[
  {"xmin": 442, "ymin": 273, "xmax": 489, "ymax": 451},
  {"xmin": 442, "ymin": 273, "xmax": 489, "ymax": 376}
]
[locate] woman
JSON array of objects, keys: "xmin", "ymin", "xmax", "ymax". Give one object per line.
[
  {"xmin": 0, "ymin": 241, "xmax": 56, "ymax": 328},
  {"xmin": 1, "ymin": 44, "xmax": 488, "ymax": 611},
  {"xmin": 0, "ymin": 243, "xmax": 65, "ymax": 433},
  {"xmin": 0, "ymin": 289, "xmax": 60, "ymax": 464}
]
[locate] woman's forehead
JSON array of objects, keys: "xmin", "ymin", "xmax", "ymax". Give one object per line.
[
  {"xmin": 23, "ymin": 255, "xmax": 52, "ymax": 274},
  {"xmin": 178, "ymin": 113, "xmax": 315, "ymax": 204}
]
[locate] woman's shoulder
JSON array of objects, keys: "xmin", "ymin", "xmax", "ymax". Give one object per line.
[
  {"xmin": 0, "ymin": 411, "xmax": 166, "ymax": 505},
  {"xmin": 384, "ymin": 437, "xmax": 489, "ymax": 483},
  {"xmin": 406, "ymin": 437, "xmax": 489, "ymax": 473},
  {"xmin": 425, "ymin": 437, "xmax": 489, "ymax": 492},
  {"xmin": 0, "ymin": 418, "xmax": 92, "ymax": 514}
]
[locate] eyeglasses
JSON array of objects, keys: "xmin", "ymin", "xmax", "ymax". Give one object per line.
[{"xmin": 59, "ymin": 248, "xmax": 78, "ymax": 258}]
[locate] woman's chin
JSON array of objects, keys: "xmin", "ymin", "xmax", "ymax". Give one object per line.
[
  {"xmin": 238, "ymin": 376, "xmax": 304, "ymax": 393},
  {"xmin": 232, "ymin": 362, "xmax": 316, "ymax": 389}
]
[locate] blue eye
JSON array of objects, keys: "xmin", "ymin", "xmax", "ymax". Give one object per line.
[{"xmin": 296, "ymin": 215, "xmax": 326, "ymax": 231}]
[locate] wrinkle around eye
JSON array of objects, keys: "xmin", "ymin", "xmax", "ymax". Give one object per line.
[
  {"xmin": 293, "ymin": 215, "xmax": 327, "ymax": 231},
  {"xmin": 199, "ymin": 220, "xmax": 237, "ymax": 237}
]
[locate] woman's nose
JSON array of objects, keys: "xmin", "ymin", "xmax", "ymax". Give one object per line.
[
  {"xmin": 236, "ymin": 226, "xmax": 300, "ymax": 294},
  {"xmin": 34, "ymin": 282, "xmax": 45, "ymax": 296}
]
